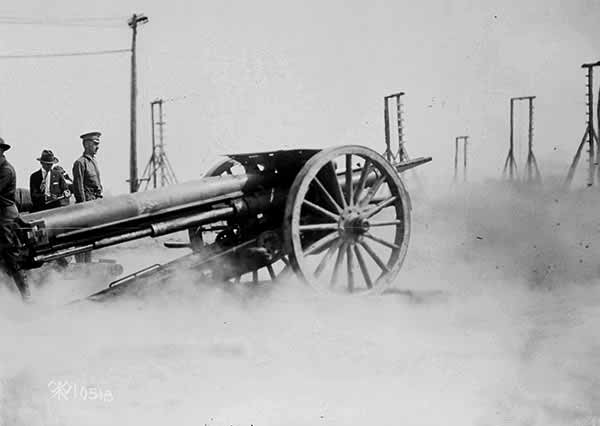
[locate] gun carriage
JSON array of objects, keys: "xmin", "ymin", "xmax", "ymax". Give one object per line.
[{"xmin": 11, "ymin": 145, "xmax": 430, "ymax": 299}]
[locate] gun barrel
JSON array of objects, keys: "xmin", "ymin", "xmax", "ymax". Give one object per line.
[
  {"xmin": 33, "ymin": 206, "xmax": 236, "ymax": 263},
  {"xmin": 17, "ymin": 173, "xmax": 274, "ymax": 249}
]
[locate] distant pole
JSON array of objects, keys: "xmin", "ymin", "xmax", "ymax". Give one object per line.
[
  {"xmin": 150, "ymin": 100, "xmax": 157, "ymax": 189},
  {"xmin": 128, "ymin": 13, "xmax": 149, "ymax": 193},
  {"xmin": 463, "ymin": 136, "xmax": 468, "ymax": 182},
  {"xmin": 503, "ymin": 96, "xmax": 537, "ymax": 182},
  {"xmin": 516, "ymin": 95, "xmax": 541, "ymax": 184},
  {"xmin": 528, "ymin": 97, "xmax": 533, "ymax": 182},
  {"xmin": 454, "ymin": 137, "xmax": 458, "ymax": 182},
  {"xmin": 597, "ymin": 67, "xmax": 600, "ymax": 184},
  {"xmin": 587, "ymin": 66, "xmax": 595, "ymax": 186},
  {"xmin": 509, "ymin": 97, "xmax": 513, "ymax": 177},
  {"xmin": 383, "ymin": 96, "xmax": 392, "ymax": 161},
  {"xmin": 383, "ymin": 92, "xmax": 406, "ymax": 163},
  {"xmin": 507, "ymin": 98, "xmax": 516, "ymax": 180},
  {"xmin": 566, "ymin": 61, "xmax": 600, "ymax": 188},
  {"xmin": 140, "ymin": 98, "xmax": 178, "ymax": 191},
  {"xmin": 395, "ymin": 94, "xmax": 406, "ymax": 162},
  {"xmin": 455, "ymin": 136, "xmax": 469, "ymax": 183},
  {"xmin": 158, "ymin": 99, "xmax": 165, "ymax": 186}
]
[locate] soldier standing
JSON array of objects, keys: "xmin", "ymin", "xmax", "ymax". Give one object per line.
[
  {"xmin": 0, "ymin": 137, "xmax": 30, "ymax": 300},
  {"xmin": 72, "ymin": 131, "xmax": 103, "ymax": 263}
]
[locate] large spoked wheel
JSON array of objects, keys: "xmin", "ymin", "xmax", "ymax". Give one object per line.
[
  {"xmin": 284, "ymin": 145, "xmax": 411, "ymax": 295},
  {"xmin": 203, "ymin": 157, "xmax": 245, "ymax": 177},
  {"xmin": 194, "ymin": 156, "xmax": 291, "ymax": 285}
]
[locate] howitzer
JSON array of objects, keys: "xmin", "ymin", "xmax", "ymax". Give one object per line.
[{"xmin": 13, "ymin": 146, "xmax": 431, "ymax": 298}]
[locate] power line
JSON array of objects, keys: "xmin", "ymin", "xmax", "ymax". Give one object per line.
[
  {"xmin": 0, "ymin": 16, "xmax": 127, "ymax": 28},
  {"xmin": 0, "ymin": 22, "xmax": 123, "ymax": 28},
  {"xmin": 161, "ymin": 92, "xmax": 204, "ymax": 103},
  {"xmin": 0, "ymin": 16, "xmax": 126, "ymax": 22},
  {"xmin": 0, "ymin": 23, "xmax": 123, "ymax": 28},
  {"xmin": 0, "ymin": 15, "xmax": 126, "ymax": 20},
  {"xmin": 0, "ymin": 48, "xmax": 130, "ymax": 59}
]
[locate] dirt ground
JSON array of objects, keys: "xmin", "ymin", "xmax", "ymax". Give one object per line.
[{"xmin": 1, "ymin": 181, "xmax": 599, "ymax": 426}]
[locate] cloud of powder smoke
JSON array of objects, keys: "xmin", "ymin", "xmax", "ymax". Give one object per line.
[
  {"xmin": 0, "ymin": 178, "xmax": 599, "ymax": 426},
  {"xmin": 418, "ymin": 178, "xmax": 600, "ymax": 287}
]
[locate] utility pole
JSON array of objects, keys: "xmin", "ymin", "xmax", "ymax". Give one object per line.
[
  {"xmin": 128, "ymin": 13, "xmax": 149, "ymax": 193},
  {"xmin": 566, "ymin": 61, "xmax": 600, "ymax": 188},
  {"xmin": 464, "ymin": 136, "xmax": 468, "ymax": 182},
  {"xmin": 523, "ymin": 96, "xmax": 541, "ymax": 183},
  {"xmin": 383, "ymin": 92, "xmax": 408, "ymax": 163},
  {"xmin": 454, "ymin": 136, "xmax": 469, "ymax": 182},
  {"xmin": 454, "ymin": 137, "xmax": 458, "ymax": 181},
  {"xmin": 140, "ymin": 99, "xmax": 178, "ymax": 191},
  {"xmin": 503, "ymin": 98, "xmax": 519, "ymax": 181},
  {"xmin": 502, "ymin": 96, "xmax": 540, "ymax": 182},
  {"xmin": 150, "ymin": 99, "xmax": 157, "ymax": 188}
]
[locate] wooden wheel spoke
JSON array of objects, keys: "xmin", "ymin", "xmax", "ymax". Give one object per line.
[
  {"xmin": 312, "ymin": 177, "xmax": 343, "ymax": 214},
  {"xmin": 359, "ymin": 240, "xmax": 390, "ymax": 273},
  {"xmin": 346, "ymin": 244, "xmax": 355, "ymax": 292},
  {"xmin": 303, "ymin": 200, "xmax": 340, "ymax": 222},
  {"xmin": 354, "ymin": 245, "xmax": 373, "ymax": 289},
  {"xmin": 299, "ymin": 223, "xmax": 339, "ymax": 231},
  {"xmin": 353, "ymin": 160, "xmax": 372, "ymax": 204},
  {"xmin": 345, "ymin": 154, "xmax": 353, "ymax": 206},
  {"xmin": 330, "ymin": 242, "xmax": 346, "ymax": 287},
  {"xmin": 303, "ymin": 232, "xmax": 339, "ymax": 255},
  {"xmin": 267, "ymin": 264, "xmax": 276, "ymax": 280},
  {"xmin": 369, "ymin": 219, "xmax": 402, "ymax": 227},
  {"xmin": 314, "ymin": 240, "xmax": 340, "ymax": 278},
  {"xmin": 359, "ymin": 174, "xmax": 386, "ymax": 207},
  {"xmin": 365, "ymin": 195, "xmax": 398, "ymax": 218},
  {"xmin": 323, "ymin": 161, "xmax": 347, "ymax": 208},
  {"xmin": 364, "ymin": 232, "xmax": 400, "ymax": 250}
]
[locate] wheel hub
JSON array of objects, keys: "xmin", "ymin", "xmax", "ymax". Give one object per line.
[{"xmin": 339, "ymin": 210, "xmax": 369, "ymax": 240}]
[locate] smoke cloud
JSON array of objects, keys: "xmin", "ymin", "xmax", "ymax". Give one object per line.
[{"xmin": 1, "ymin": 179, "xmax": 600, "ymax": 426}]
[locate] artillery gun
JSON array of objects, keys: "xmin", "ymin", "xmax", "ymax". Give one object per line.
[{"xmin": 12, "ymin": 146, "xmax": 430, "ymax": 299}]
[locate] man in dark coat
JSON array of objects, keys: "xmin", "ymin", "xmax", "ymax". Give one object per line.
[
  {"xmin": 0, "ymin": 137, "xmax": 30, "ymax": 300},
  {"xmin": 29, "ymin": 149, "xmax": 71, "ymax": 212},
  {"xmin": 72, "ymin": 131, "xmax": 103, "ymax": 263}
]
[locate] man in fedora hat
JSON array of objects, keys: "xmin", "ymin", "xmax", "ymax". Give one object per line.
[
  {"xmin": 72, "ymin": 131, "xmax": 103, "ymax": 263},
  {"xmin": 29, "ymin": 149, "xmax": 71, "ymax": 212},
  {"xmin": 0, "ymin": 137, "xmax": 30, "ymax": 300}
]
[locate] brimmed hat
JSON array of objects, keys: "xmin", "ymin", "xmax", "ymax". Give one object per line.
[
  {"xmin": 0, "ymin": 137, "xmax": 11, "ymax": 151},
  {"xmin": 37, "ymin": 149, "xmax": 59, "ymax": 164},
  {"xmin": 80, "ymin": 131, "xmax": 101, "ymax": 143}
]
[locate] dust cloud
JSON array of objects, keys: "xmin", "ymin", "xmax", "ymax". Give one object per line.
[{"xmin": 1, "ymin": 179, "xmax": 600, "ymax": 426}]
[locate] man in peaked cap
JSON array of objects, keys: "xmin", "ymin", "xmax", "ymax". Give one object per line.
[
  {"xmin": 0, "ymin": 137, "xmax": 30, "ymax": 301},
  {"xmin": 72, "ymin": 131, "xmax": 103, "ymax": 263},
  {"xmin": 29, "ymin": 149, "xmax": 71, "ymax": 212}
]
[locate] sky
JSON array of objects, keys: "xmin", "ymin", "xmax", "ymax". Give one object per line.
[
  {"xmin": 0, "ymin": 0, "xmax": 599, "ymax": 193},
  {"xmin": 2, "ymin": 4, "xmax": 600, "ymax": 424}
]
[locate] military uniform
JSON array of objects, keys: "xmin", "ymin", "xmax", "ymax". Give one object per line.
[
  {"xmin": 0, "ymin": 138, "xmax": 30, "ymax": 300},
  {"xmin": 72, "ymin": 131, "xmax": 103, "ymax": 263},
  {"xmin": 72, "ymin": 154, "xmax": 102, "ymax": 202}
]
